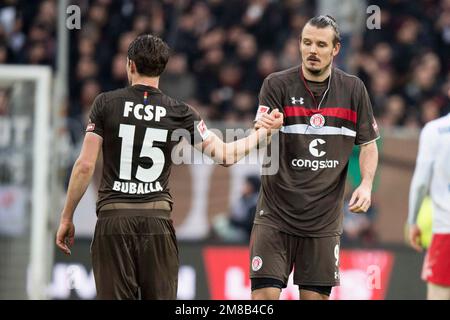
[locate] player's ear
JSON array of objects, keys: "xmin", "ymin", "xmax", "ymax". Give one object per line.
[
  {"xmin": 332, "ymin": 42, "xmax": 341, "ymax": 57},
  {"xmin": 131, "ymin": 60, "xmax": 138, "ymax": 74},
  {"xmin": 126, "ymin": 57, "xmax": 131, "ymax": 72}
]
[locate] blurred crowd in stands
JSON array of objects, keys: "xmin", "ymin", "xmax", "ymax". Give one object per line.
[
  {"xmin": 1, "ymin": 0, "xmax": 449, "ymax": 136},
  {"xmin": 0, "ymin": 0, "xmax": 449, "ymax": 244}
]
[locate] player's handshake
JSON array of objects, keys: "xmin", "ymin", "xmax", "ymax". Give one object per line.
[{"xmin": 254, "ymin": 108, "xmax": 284, "ymax": 131}]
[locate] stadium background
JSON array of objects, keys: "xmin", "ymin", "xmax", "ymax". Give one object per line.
[{"xmin": 0, "ymin": 0, "xmax": 449, "ymax": 299}]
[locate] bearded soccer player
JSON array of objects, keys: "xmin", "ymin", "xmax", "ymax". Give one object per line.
[
  {"xmin": 55, "ymin": 34, "xmax": 283, "ymax": 300},
  {"xmin": 252, "ymin": 15, "xmax": 379, "ymax": 300}
]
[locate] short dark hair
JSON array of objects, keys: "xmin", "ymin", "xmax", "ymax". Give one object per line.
[
  {"xmin": 304, "ymin": 15, "xmax": 341, "ymax": 46},
  {"xmin": 127, "ymin": 34, "xmax": 170, "ymax": 77}
]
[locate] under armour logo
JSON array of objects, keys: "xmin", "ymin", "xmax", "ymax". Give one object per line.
[{"xmin": 291, "ymin": 97, "xmax": 304, "ymax": 105}]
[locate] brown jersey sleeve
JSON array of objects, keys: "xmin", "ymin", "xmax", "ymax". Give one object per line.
[
  {"xmin": 255, "ymin": 77, "xmax": 284, "ymax": 120},
  {"xmin": 86, "ymin": 93, "xmax": 105, "ymax": 138},
  {"xmin": 181, "ymin": 104, "xmax": 209, "ymax": 145},
  {"xmin": 354, "ymin": 79, "xmax": 380, "ymax": 145}
]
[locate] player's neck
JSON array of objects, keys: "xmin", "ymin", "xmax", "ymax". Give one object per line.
[
  {"xmin": 301, "ymin": 64, "xmax": 332, "ymax": 82},
  {"xmin": 131, "ymin": 76, "xmax": 159, "ymax": 89}
]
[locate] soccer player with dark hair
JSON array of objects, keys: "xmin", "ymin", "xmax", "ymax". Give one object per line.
[
  {"xmin": 56, "ymin": 34, "xmax": 283, "ymax": 299},
  {"xmin": 251, "ymin": 15, "xmax": 379, "ymax": 300}
]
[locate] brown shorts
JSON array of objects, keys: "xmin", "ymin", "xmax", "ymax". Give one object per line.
[
  {"xmin": 91, "ymin": 202, "xmax": 178, "ymax": 300},
  {"xmin": 249, "ymin": 224, "xmax": 340, "ymax": 287}
]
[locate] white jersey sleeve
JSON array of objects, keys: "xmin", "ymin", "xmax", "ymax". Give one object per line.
[{"xmin": 408, "ymin": 124, "xmax": 435, "ymax": 225}]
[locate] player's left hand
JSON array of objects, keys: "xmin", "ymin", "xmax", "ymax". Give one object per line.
[
  {"xmin": 56, "ymin": 220, "xmax": 75, "ymax": 255},
  {"xmin": 408, "ymin": 224, "xmax": 423, "ymax": 252},
  {"xmin": 348, "ymin": 184, "xmax": 372, "ymax": 213}
]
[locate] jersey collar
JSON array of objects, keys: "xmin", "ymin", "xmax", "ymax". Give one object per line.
[{"xmin": 131, "ymin": 84, "xmax": 161, "ymax": 93}]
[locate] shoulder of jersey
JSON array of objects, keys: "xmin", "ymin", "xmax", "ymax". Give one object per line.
[
  {"xmin": 263, "ymin": 66, "xmax": 300, "ymax": 90},
  {"xmin": 425, "ymin": 114, "xmax": 450, "ymax": 130},
  {"xmin": 161, "ymin": 94, "xmax": 192, "ymax": 115},
  {"xmin": 99, "ymin": 87, "xmax": 133, "ymax": 103},
  {"xmin": 161, "ymin": 94, "xmax": 187, "ymax": 108},
  {"xmin": 265, "ymin": 66, "xmax": 299, "ymax": 82},
  {"xmin": 332, "ymin": 67, "xmax": 364, "ymax": 88}
]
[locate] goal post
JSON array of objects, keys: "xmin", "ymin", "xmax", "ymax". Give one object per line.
[{"xmin": 0, "ymin": 65, "xmax": 52, "ymax": 299}]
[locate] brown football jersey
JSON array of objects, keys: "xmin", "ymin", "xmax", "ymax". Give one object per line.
[
  {"xmin": 86, "ymin": 84, "xmax": 205, "ymax": 211},
  {"xmin": 254, "ymin": 66, "xmax": 380, "ymax": 236}
]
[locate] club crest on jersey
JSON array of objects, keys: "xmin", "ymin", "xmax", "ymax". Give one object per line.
[
  {"xmin": 252, "ymin": 256, "xmax": 263, "ymax": 272},
  {"xmin": 291, "ymin": 97, "xmax": 304, "ymax": 105},
  {"xmin": 310, "ymin": 113, "xmax": 325, "ymax": 129}
]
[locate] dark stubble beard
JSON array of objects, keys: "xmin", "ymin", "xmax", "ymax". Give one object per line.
[{"xmin": 306, "ymin": 60, "xmax": 332, "ymax": 76}]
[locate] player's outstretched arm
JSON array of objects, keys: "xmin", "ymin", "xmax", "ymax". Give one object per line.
[
  {"xmin": 195, "ymin": 109, "xmax": 283, "ymax": 166},
  {"xmin": 349, "ymin": 141, "xmax": 378, "ymax": 213},
  {"xmin": 56, "ymin": 132, "xmax": 103, "ymax": 255}
]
